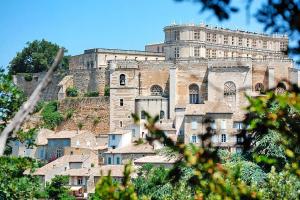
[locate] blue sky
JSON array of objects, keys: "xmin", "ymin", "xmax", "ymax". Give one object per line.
[{"xmin": 0, "ymin": 0, "xmax": 267, "ymax": 68}]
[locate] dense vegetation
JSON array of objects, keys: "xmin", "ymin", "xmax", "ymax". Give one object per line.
[
  {"xmin": 9, "ymin": 39, "xmax": 69, "ymax": 74},
  {"xmin": 41, "ymin": 101, "xmax": 63, "ymax": 130},
  {"xmin": 66, "ymin": 87, "xmax": 79, "ymax": 97}
]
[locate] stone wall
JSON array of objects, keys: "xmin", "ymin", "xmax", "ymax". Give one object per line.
[
  {"xmin": 13, "ymin": 72, "xmax": 65, "ymax": 101},
  {"xmin": 70, "ymin": 68, "xmax": 109, "ymax": 95},
  {"xmin": 58, "ymin": 97, "xmax": 109, "ymax": 134}
]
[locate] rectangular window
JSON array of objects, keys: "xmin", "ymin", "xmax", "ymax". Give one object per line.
[
  {"xmin": 116, "ymin": 157, "xmax": 120, "ymax": 165},
  {"xmin": 252, "ymin": 39, "xmax": 257, "ymax": 48},
  {"xmin": 224, "ymin": 51, "xmax": 228, "ymax": 58},
  {"xmin": 212, "ymin": 34, "xmax": 217, "ymax": 43},
  {"xmin": 231, "ymin": 37, "xmax": 235, "ymax": 45},
  {"xmin": 212, "ymin": 50, "xmax": 216, "ymax": 58},
  {"xmin": 238, "ymin": 37, "xmax": 242, "ymax": 46},
  {"xmin": 206, "ymin": 33, "xmax": 211, "ymax": 42},
  {"xmin": 191, "ymin": 120, "xmax": 198, "ymax": 130},
  {"xmin": 108, "ymin": 157, "xmax": 112, "ymax": 164},
  {"xmin": 221, "ymin": 120, "xmax": 227, "ymax": 130},
  {"xmin": 112, "ymin": 135, "xmax": 115, "ymax": 140},
  {"xmin": 174, "ymin": 47, "xmax": 180, "ymax": 58},
  {"xmin": 236, "ymin": 135, "xmax": 243, "ymax": 144},
  {"xmin": 221, "ymin": 134, "xmax": 227, "ymax": 143},
  {"xmin": 210, "ymin": 121, "xmax": 216, "ymax": 130},
  {"xmin": 191, "ymin": 135, "xmax": 197, "ymax": 143},
  {"xmin": 263, "ymin": 41, "xmax": 267, "ymax": 49},
  {"xmin": 206, "ymin": 49, "xmax": 210, "ymax": 58},
  {"xmin": 174, "ymin": 30, "xmax": 180, "ymax": 41},
  {"xmin": 120, "ymin": 121, "xmax": 123, "ymax": 127},
  {"xmin": 77, "ymin": 177, "xmax": 83, "ymax": 185},
  {"xmin": 246, "ymin": 38, "xmax": 250, "ymax": 47},
  {"xmin": 141, "ymin": 111, "xmax": 146, "ymax": 119},
  {"xmin": 224, "ymin": 35, "xmax": 228, "ymax": 44},
  {"xmin": 194, "ymin": 47, "xmax": 200, "ymax": 57},
  {"xmin": 194, "ymin": 30, "xmax": 200, "ymax": 40},
  {"xmin": 120, "ymin": 99, "xmax": 123, "ymax": 106},
  {"xmin": 233, "ymin": 122, "xmax": 244, "ymax": 130}
]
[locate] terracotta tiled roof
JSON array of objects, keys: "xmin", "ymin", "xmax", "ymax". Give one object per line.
[
  {"xmin": 92, "ymin": 165, "xmax": 125, "ymax": 177},
  {"xmin": 134, "ymin": 155, "xmax": 178, "ymax": 164},
  {"xmin": 185, "ymin": 101, "xmax": 233, "ymax": 115},
  {"xmin": 105, "ymin": 144, "xmax": 155, "ymax": 154},
  {"xmin": 31, "ymin": 155, "xmax": 90, "ymax": 175}
]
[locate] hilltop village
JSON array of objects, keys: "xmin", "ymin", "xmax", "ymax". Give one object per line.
[{"xmin": 12, "ymin": 23, "xmax": 299, "ymax": 198}]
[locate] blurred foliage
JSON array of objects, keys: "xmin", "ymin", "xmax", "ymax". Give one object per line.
[
  {"xmin": 24, "ymin": 73, "xmax": 33, "ymax": 81},
  {"xmin": 66, "ymin": 87, "xmax": 79, "ymax": 97},
  {"xmin": 92, "ymin": 163, "xmax": 137, "ymax": 200},
  {"xmin": 0, "ymin": 156, "xmax": 44, "ymax": 200},
  {"xmin": 9, "ymin": 39, "xmax": 69, "ymax": 74},
  {"xmin": 0, "ymin": 69, "xmax": 25, "ymax": 128},
  {"xmin": 41, "ymin": 101, "xmax": 63, "ymax": 130},
  {"xmin": 45, "ymin": 175, "xmax": 75, "ymax": 200},
  {"xmin": 104, "ymin": 85, "xmax": 110, "ymax": 97},
  {"xmin": 33, "ymin": 100, "xmax": 45, "ymax": 114}
]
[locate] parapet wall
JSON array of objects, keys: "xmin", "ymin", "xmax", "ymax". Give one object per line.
[
  {"xmin": 58, "ymin": 97, "xmax": 110, "ymax": 134},
  {"xmin": 70, "ymin": 68, "xmax": 109, "ymax": 95},
  {"xmin": 13, "ymin": 72, "xmax": 65, "ymax": 101}
]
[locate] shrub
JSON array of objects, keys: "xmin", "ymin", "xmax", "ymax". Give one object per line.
[
  {"xmin": 41, "ymin": 101, "xmax": 63, "ymax": 130},
  {"xmin": 65, "ymin": 109, "xmax": 74, "ymax": 120},
  {"xmin": 24, "ymin": 74, "xmax": 33, "ymax": 81},
  {"xmin": 104, "ymin": 85, "xmax": 110, "ymax": 96},
  {"xmin": 77, "ymin": 122, "xmax": 84, "ymax": 130},
  {"xmin": 84, "ymin": 91, "xmax": 99, "ymax": 97},
  {"xmin": 33, "ymin": 101, "xmax": 45, "ymax": 113},
  {"xmin": 66, "ymin": 87, "xmax": 78, "ymax": 97},
  {"xmin": 93, "ymin": 117, "xmax": 100, "ymax": 126}
]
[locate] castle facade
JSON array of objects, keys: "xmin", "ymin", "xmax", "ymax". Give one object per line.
[{"xmin": 69, "ymin": 23, "xmax": 298, "ymax": 152}]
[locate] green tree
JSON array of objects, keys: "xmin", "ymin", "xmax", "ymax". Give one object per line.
[
  {"xmin": 9, "ymin": 39, "xmax": 69, "ymax": 74},
  {"xmin": 45, "ymin": 175, "xmax": 75, "ymax": 200},
  {"xmin": 0, "ymin": 156, "xmax": 44, "ymax": 200}
]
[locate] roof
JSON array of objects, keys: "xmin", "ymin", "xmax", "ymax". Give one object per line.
[
  {"xmin": 185, "ymin": 101, "xmax": 233, "ymax": 115},
  {"xmin": 35, "ymin": 129, "xmax": 95, "ymax": 145},
  {"xmin": 105, "ymin": 143, "xmax": 155, "ymax": 154},
  {"xmin": 108, "ymin": 130, "xmax": 131, "ymax": 135},
  {"xmin": 92, "ymin": 165, "xmax": 126, "ymax": 177},
  {"xmin": 84, "ymin": 48, "xmax": 164, "ymax": 57},
  {"xmin": 135, "ymin": 96, "xmax": 168, "ymax": 100},
  {"xmin": 35, "ymin": 129, "xmax": 54, "ymax": 145},
  {"xmin": 134, "ymin": 155, "xmax": 178, "ymax": 164},
  {"xmin": 60, "ymin": 168, "xmax": 92, "ymax": 176},
  {"xmin": 31, "ymin": 155, "xmax": 90, "ymax": 176},
  {"xmin": 47, "ymin": 130, "xmax": 88, "ymax": 139}
]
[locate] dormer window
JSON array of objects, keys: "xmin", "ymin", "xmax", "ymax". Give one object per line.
[{"xmin": 120, "ymin": 74, "xmax": 126, "ymax": 86}]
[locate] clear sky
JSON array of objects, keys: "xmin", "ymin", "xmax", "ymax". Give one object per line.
[{"xmin": 0, "ymin": 0, "xmax": 268, "ymax": 68}]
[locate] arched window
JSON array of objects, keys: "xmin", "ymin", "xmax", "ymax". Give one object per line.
[
  {"xmin": 224, "ymin": 81, "xmax": 236, "ymax": 103},
  {"xmin": 189, "ymin": 84, "xmax": 199, "ymax": 104},
  {"xmin": 120, "ymin": 74, "xmax": 126, "ymax": 86},
  {"xmin": 255, "ymin": 83, "xmax": 265, "ymax": 93},
  {"xmin": 276, "ymin": 82, "xmax": 286, "ymax": 94},
  {"xmin": 150, "ymin": 85, "xmax": 163, "ymax": 96}
]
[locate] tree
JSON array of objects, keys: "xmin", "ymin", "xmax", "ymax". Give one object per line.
[
  {"xmin": 0, "ymin": 69, "xmax": 25, "ymax": 127},
  {"xmin": 66, "ymin": 87, "xmax": 78, "ymax": 97},
  {"xmin": 45, "ymin": 175, "xmax": 75, "ymax": 200},
  {"xmin": 9, "ymin": 39, "xmax": 69, "ymax": 74},
  {"xmin": 0, "ymin": 156, "xmax": 44, "ymax": 200}
]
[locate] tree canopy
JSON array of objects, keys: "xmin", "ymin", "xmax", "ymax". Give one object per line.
[{"xmin": 9, "ymin": 39, "xmax": 69, "ymax": 74}]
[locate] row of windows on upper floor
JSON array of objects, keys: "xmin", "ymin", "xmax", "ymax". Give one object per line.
[
  {"xmin": 171, "ymin": 30, "xmax": 287, "ymax": 51},
  {"xmin": 190, "ymin": 133, "xmax": 244, "ymax": 144},
  {"xmin": 119, "ymin": 75, "xmax": 284, "ymax": 103},
  {"xmin": 174, "ymin": 47, "xmax": 285, "ymax": 59},
  {"xmin": 189, "ymin": 120, "xmax": 244, "ymax": 131}
]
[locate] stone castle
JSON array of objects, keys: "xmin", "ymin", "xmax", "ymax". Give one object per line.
[{"xmin": 17, "ymin": 23, "xmax": 300, "ymax": 152}]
